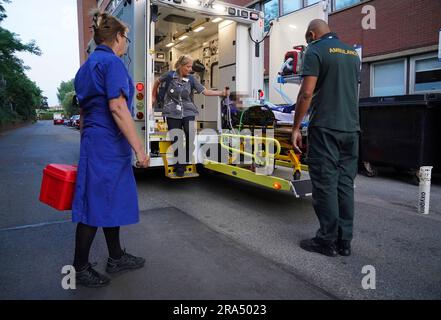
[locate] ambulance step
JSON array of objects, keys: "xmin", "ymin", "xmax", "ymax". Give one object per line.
[
  {"xmin": 290, "ymin": 179, "xmax": 313, "ymax": 198},
  {"xmin": 165, "ymin": 163, "xmax": 199, "ymax": 179}
]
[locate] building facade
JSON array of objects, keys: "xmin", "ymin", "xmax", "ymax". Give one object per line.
[
  {"xmin": 328, "ymin": 0, "xmax": 441, "ymax": 98},
  {"xmin": 77, "ymin": 0, "xmax": 441, "ymax": 98}
]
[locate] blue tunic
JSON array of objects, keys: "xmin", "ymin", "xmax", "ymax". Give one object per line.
[{"xmin": 72, "ymin": 44, "xmax": 139, "ymax": 227}]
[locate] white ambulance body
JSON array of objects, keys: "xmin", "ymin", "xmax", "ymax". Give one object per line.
[
  {"xmin": 105, "ymin": 0, "xmax": 329, "ymax": 196},
  {"xmin": 110, "ymin": 0, "xmax": 265, "ymax": 168}
]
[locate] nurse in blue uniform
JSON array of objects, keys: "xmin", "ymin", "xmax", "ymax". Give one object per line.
[{"xmin": 71, "ymin": 10, "xmax": 149, "ymax": 288}]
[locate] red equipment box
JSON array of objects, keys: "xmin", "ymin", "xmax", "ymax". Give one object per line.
[
  {"xmin": 281, "ymin": 46, "xmax": 306, "ymax": 76},
  {"xmin": 39, "ymin": 164, "xmax": 77, "ymax": 211}
]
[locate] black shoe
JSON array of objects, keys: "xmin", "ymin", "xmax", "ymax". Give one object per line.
[
  {"xmin": 175, "ymin": 165, "xmax": 185, "ymax": 177},
  {"xmin": 300, "ymin": 238, "xmax": 338, "ymax": 257},
  {"xmin": 76, "ymin": 263, "xmax": 111, "ymax": 288},
  {"xmin": 106, "ymin": 250, "xmax": 145, "ymax": 274},
  {"xmin": 337, "ymin": 240, "xmax": 351, "ymax": 256}
]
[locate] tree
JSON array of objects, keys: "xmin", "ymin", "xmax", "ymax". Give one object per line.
[
  {"xmin": 0, "ymin": 0, "xmax": 43, "ymax": 125},
  {"xmin": 57, "ymin": 79, "xmax": 75, "ymax": 104},
  {"xmin": 40, "ymin": 96, "xmax": 49, "ymax": 110},
  {"xmin": 0, "ymin": 0, "xmax": 10, "ymax": 22},
  {"xmin": 5, "ymin": 74, "xmax": 42, "ymax": 119},
  {"xmin": 62, "ymin": 91, "xmax": 79, "ymax": 117}
]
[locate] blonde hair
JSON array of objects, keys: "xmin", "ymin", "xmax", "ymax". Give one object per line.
[
  {"xmin": 175, "ymin": 55, "xmax": 193, "ymax": 70},
  {"xmin": 89, "ymin": 9, "xmax": 129, "ymax": 45}
]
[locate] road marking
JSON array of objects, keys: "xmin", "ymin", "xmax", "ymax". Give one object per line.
[{"xmin": 0, "ymin": 220, "xmax": 71, "ymax": 232}]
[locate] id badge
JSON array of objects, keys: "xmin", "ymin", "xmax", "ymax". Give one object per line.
[{"xmin": 176, "ymin": 104, "xmax": 182, "ymax": 111}]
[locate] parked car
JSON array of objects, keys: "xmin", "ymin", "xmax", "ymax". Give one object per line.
[
  {"xmin": 72, "ymin": 115, "xmax": 81, "ymax": 130},
  {"xmin": 53, "ymin": 113, "xmax": 64, "ymax": 125},
  {"xmin": 64, "ymin": 116, "xmax": 74, "ymax": 127}
]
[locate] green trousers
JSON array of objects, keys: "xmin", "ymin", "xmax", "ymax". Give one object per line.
[{"xmin": 307, "ymin": 127, "xmax": 359, "ymax": 244}]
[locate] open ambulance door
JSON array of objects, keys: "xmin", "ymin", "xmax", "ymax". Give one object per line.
[{"xmin": 268, "ymin": 0, "xmax": 329, "ymax": 104}]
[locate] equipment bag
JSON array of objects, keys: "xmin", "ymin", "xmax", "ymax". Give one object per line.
[{"xmin": 281, "ymin": 46, "xmax": 306, "ymax": 76}]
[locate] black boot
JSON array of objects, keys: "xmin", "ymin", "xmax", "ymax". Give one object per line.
[
  {"xmin": 300, "ymin": 238, "xmax": 338, "ymax": 257},
  {"xmin": 76, "ymin": 263, "xmax": 111, "ymax": 288},
  {"xmin": 106, "ymin": 250, "xmax": 145, "ymax": 275},
  {"xmin": 337, "ymin": 240, "xmax": 351, "ymax": 256}
]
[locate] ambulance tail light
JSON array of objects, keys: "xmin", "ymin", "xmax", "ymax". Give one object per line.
[{"xmin": 136, "ymin": 112, "xmax": 144, "ymax": 120}]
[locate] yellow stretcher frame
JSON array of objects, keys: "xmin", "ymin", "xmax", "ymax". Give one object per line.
[
  {"xmin": 156, "ymin": 130, "xmax": 312, "ymax": 196},
  {"xmin": 203, "ymin": 160, "xmax": 292, "ymax": 192},
  {"xmin": 203, "ymin": 133, "xmax": 312, "ymax": 197}
]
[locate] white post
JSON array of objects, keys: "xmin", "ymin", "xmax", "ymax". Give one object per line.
[{"xmin": 418, "ymin": 166, "xmax": 433, "ymax": 215}]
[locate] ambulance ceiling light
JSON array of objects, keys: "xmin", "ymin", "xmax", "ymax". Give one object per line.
[
  {"xmin": 213, "ymin": 4, "xmax": 226, "ymax": 13},
  {"xmin": 185, "ymin": 0, "xmax": 200, "ymax": 7},
  {"xmin": 212, "ymin": 17, "xmax": 223, "ymax": 23},
  {"xmin": 193, "ymin": 26, "xmax": 205, "ymax": 33}
]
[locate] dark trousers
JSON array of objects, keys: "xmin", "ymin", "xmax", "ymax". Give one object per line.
[
  {"xmin": 307, "ymin": 127, "xmax": 359, "ymax": 244},
  {"xmin": 166, "ymin": 116, "xmax": 195, "ymax": 165}
]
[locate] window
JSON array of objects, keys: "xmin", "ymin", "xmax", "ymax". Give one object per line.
[
  {"xmin": 371, "ymin": 59, "xmax": 406, "ymax": 97},
  {"xmin": 307, "ymin": 0, "xmax": 321, "ymax": 6},
  {"xmin": 281, "ymin": 0, "xmax": 302, "ymax": 15},
  {"xmin": 410, "ymin": 54, "xmax": 441, "ymax": 93},
  {"xmin": 264, "ymin": 0, "xmax": 279, "ymax": 31},
  {"xmin": 333, "ymin": 0, "xmax": 361, "ymax": 11}
]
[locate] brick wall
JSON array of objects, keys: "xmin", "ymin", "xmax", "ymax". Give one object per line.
[
  {"xmin": 329, "ymin": 0, "xmax": 441, "ymax": 98},
  {"xmin": 78, "ymin": 0, "xmax": 112, "ymax": 65},
  {"xmin": 329, "ymin": 0, "xmax": 441, "ymax": 58},
  {"xmin": 77, "ymin": 0, "xmax": 96, "ymax": 65},
  {"xmin": 224, "ymin": 0, "xmax": 251, "ymax": 6}
]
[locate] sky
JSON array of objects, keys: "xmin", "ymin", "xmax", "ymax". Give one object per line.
[{"xmin": 2, "ymin": 0, "xmax": 80, "ymax": 106}]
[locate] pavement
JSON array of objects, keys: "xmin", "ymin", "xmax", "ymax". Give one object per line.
[{"xmin": 0, "ymin": 121, "xmax": 440, "ymax": 299}]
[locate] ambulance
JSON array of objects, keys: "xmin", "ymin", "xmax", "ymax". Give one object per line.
[{"xmin": 105, "ymin": 0, "xmax": 330, "ymax": 197}]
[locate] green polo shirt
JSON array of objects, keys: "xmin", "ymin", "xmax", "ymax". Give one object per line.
[{"xmin": 302, "ymin": 32, "xmax": 361, "ymax": 132}]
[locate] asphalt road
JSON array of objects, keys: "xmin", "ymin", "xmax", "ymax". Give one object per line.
[{"xmin": 0, "ymin": 121, "xmax": 440, "ymax": 300}]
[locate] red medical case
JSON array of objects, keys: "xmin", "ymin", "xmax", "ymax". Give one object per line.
[
  {"xmin": 39, "ymin": 164, "xmax": 77, "ymax": 211},
  {"xmin": 282, "ymin": 46, "xmax": 306, "ymax": 76}
]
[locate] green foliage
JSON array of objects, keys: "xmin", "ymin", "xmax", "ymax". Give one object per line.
[
  {"xmin": 36, "ymin": 109, "xmax": 64, "ymax": 121},
  {"xmin": 61, "ymin": 91, "xmax": 79, "ymax": 117},
  {"xmin": 57, "ymin": 79, "xmax": 75, "ymax": 104},
  {"xmin": 0, "ymin": 0, "xmax": 10, "ymax": 22},
  {"xmin": 40, "ymin": 96, "xmax": 49, "ymax": 109},
  {"xmin": 38, "ymin": 111, "xmax": 57, "ymax": 121},
  {"xmin": 0, "ymin": 107, "xmax": 18, "ymax": 125},
  {"xmin": 0, "ymin": 0, "xmax": 43, "ymax": 125}
]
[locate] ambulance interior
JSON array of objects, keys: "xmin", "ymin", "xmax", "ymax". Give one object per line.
[
  {"xmin": 148, "ymin": 5, "xmax": 310, "ymax": 184},
  {"xmin": 153, "ymin": 6, "xmax": 241, "ymax": 131}
]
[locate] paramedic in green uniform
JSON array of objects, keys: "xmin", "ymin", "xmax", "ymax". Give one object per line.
[{"xmin": 292, "ymin": 19, "xmax": 361, "ymax": 257}]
